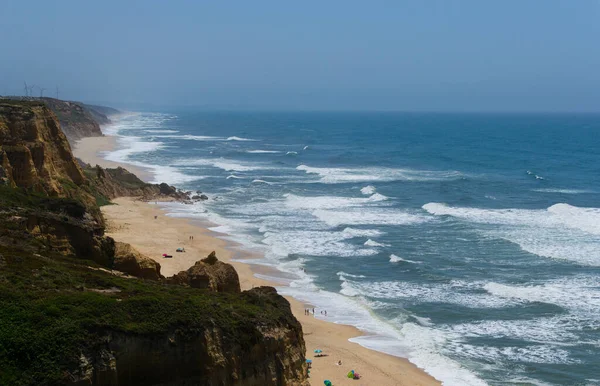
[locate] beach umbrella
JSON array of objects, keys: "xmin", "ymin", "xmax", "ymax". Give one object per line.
[
  {"xmin": 314, "ymin": 349, "xmax": 322, "ymax": 353},
  {"xmin": 306, "ymin": 359, "xmax": 312, "ymax": 363},
  {"xmin": 324, "ymin": 381, "xmax": 332, "ymax": 386}
]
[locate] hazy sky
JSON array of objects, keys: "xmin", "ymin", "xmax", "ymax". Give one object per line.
[{"xmin": 1, "ymin": 1, "xmax": 599, "ymax": 111}]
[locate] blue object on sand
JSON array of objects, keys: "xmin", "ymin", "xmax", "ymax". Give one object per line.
[{"xmin": 314, "ymin": 349, "xmax": 322, "ymax": 353}]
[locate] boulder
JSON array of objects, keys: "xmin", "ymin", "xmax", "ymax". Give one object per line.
[
  {"xmin": 158, "ymin": 183, "xmax": 176, "ymax": 195},
  {"xmin": 113, "ymin": 242, "xmax": 162, "ymax": 280},
  {"xmin": 170, "ymin": 251, "xmax": 240, "ymax": 293}
]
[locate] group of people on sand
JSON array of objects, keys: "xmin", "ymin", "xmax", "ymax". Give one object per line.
[
  {"xmin": 304, "ymin": 308, "xmax": 328, "ymax": 316},
  {"xmin": 188, "ymin": 235, "xmax": 194, "ymax": 240}
]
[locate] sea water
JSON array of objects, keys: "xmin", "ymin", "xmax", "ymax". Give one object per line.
[{"xmin": 101, "ymin": 111, "xmax": 600, "ymax": 386}]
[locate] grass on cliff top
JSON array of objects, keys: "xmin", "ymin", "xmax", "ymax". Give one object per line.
[{"xmin": 0, "ymin": 246, "xmax": 295, "ymax": 386}]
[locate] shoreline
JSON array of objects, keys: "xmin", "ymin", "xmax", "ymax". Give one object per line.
[{"xmin": 77, "ymin": 134, "xmax": 441, "ymax": 386}]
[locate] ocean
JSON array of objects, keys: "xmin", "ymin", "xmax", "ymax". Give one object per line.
[{"xmin": 101, "ymin": 110, "xmax": 600, "ymax": 386}]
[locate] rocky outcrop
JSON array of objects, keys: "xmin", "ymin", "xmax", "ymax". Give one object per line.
[
  {"xmin": 69, "ymin": 286, "xmax": 308, "ymax": 386},
  {"xmin": 113, "ymin": 242, "xmax": 162, "ymax": 280},
  {"xmin": 83, "ymin": 163, "xmax": 191, "ymax": 201},
  {"xmin": 41, "ymin": 98, "xmax": 106, "ymax": 143},
  {"xmin": 0, "ymin": 100, "xmax": 87, "ymax": 196},
  {"xmin": 170, "ymin": 251, "xmax": 241, "ymax": 293}
]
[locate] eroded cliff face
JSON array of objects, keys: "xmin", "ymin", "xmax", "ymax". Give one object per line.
[
  {"xmin": 41, "ymin": 98, "xmax": 105, "ymax": 143},
  {"xmin": 0, "ymin": 101, "xmax": 86, "ymax": 196},
  {"xmin": 70, "ymin": 287, "xmax": 308, "ymax": 386}
]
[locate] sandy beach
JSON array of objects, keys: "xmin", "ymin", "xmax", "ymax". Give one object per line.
[
  {"xmin": 77, "ymin": 135, "xmax": 441, "ymax": 386},
  {"xmin": 73, "ymin": 135, "xmax": 153, "ymax": 182}
]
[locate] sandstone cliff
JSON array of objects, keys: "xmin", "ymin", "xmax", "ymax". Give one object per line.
[
  {"xmin": 0, "ymin": 100, "xmax": 309, "ymax": 386},
  {"xmin": 0, "ymin": 100, "xmax": 87, "ymax": 197},
  {"xmin": 170, "ymin": 251, "xmax": 241, "ymax": 293},
  {"xmin": 41, "ymin": 97, "xmax": 108, "ymax": 143},
  {"xmin": 113, "ymin": 241, "xmax": 162, "ymax": 280}
]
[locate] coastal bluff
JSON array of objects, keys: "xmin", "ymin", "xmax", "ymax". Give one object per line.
[{"xmin": 0, "ymin": 99, "xmax": 309, "ymax": 386}]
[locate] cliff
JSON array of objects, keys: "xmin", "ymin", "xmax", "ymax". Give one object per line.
[
  {"xmin": 40, "ymin": 97, "xmax": 115, "ymax": 143},
  {"xmin": 81, "ymin": 163, "xmax": 191, "ymax": 201},
  {"xmin": 0, "ymin": 100, "xmax": 309, "ymax": 386},
  {"xmin": 0, "ymin": 247, "xmax": 308, "ymax": 386},
  {"xmin": 0, "ymin": 100, "xmax": 87, "ymax": 197}
]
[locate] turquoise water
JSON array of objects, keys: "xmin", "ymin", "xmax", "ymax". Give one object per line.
[{"xmin": 103, "ymin": 111, "xmax": 600, "ymax": 386}]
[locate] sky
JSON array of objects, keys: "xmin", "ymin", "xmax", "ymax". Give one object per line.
[{"xmin": 1, "ymin": 0, "xmax": 599, "ymax": 112}]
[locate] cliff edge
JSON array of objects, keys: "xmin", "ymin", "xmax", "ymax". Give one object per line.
[{"xmin": 0, "ymin": 100, "xmax": 309, "ymax": 386}]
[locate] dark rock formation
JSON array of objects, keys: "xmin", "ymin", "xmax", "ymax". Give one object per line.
[
  {"xmin": 170, "ymin": 251, "xmax": 241, "ymax": 293},
  {"xmin": 159, "ymin": 182, "xmax": 177, "ymax": 195},
  {"xmin": 113, "ymin": 242, "xmax": 162, "ymax": 280}
]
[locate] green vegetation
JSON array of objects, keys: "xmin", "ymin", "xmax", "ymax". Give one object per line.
[
  {"xmin": 0, "ymin": 246, "xmax": 293, "ymax": 385},
  {"xmin": 0, "ymin": 185, "xmax": 87, "ymax": 219}
]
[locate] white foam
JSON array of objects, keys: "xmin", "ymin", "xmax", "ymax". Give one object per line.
[
  {"xmin": 227, "ymin": 136, "xmax": 257, "ymax": 141},
  {"xmin": 444, "ymin": 316, "xmax": 582, "ymax": 344},
  {"xmin": 181, "ymin": 158, "xmax": 275, "ymax": 172},
  {"xmin": 284, "ymin": 193, "xmax": 388, "ymax": 211},
  {"xmin": 313, "ymin": 208, "xmax": 428, "ymax": 227},
  {"xmin": 483, "ymin": 276, "xmax": 600, "ymax": 319},
  {"xmin": 286, "ymin": 151, "xmax": 298, "ymax": 155},
  {"xmin": 533, "ymin": 188, "xmax": 595, "ymax": 194},
  {"xmin": 251, "ymin": 179, "xmax": 272, "ymax": 185},
  {"xmin": 341, "ymin": 227, "xmax": 384, "ymax": 238},
  {"xmin": 153, "ymin": 134, "xmax": 226, "ymax": 141},
  {"xmin": 422, "ymin": 202, "xmax": 600, "ymax": 266},
  {"xmin": 104, "ymin": 136, "xmax": 164, "ymax": 163},
  {"xmin": 144, "ymin": 129, "xmax": 179, "ymax": 134},
  {"xmin": 390, "ymin": 254, "xmax": 421, "ymax": 264},
  {"xmin": 146, "ymin": 165, "xmax": 203, "ymax": 185},
  {"xmin": 342, "ymin": 279, "xmax": 516, "ymax": 308},
  {"xmin": 361, "ymin": 185, "xmax": 376, "ymax": 195},
  {"xmin": 336, "ymin": 271, "xmax": 367, "ymax": 279},
  {"xmin": 303, "ymin": 145, "xmax": 309, "ymax": 150},
  {"xmin": 297, "ymin": 164, "xmax": 463, "ymax": 184},
  {"xmin": 246, "ymin": 150, "xmax": 281, "ymax": 154},
  {"xmin": 364, "ymin": 239, "xmax": 389, "ymax": 247},
  {"xmin": 262, "ymin": 229, "xmax": 378, "ymax": 257},
  {"xmin": 453, "ymin": 344, "xmax": 576, "ymax": 364},
  {"xmin": 226, "ymin": 175, "xmax": 244, "ymax": 179}
]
